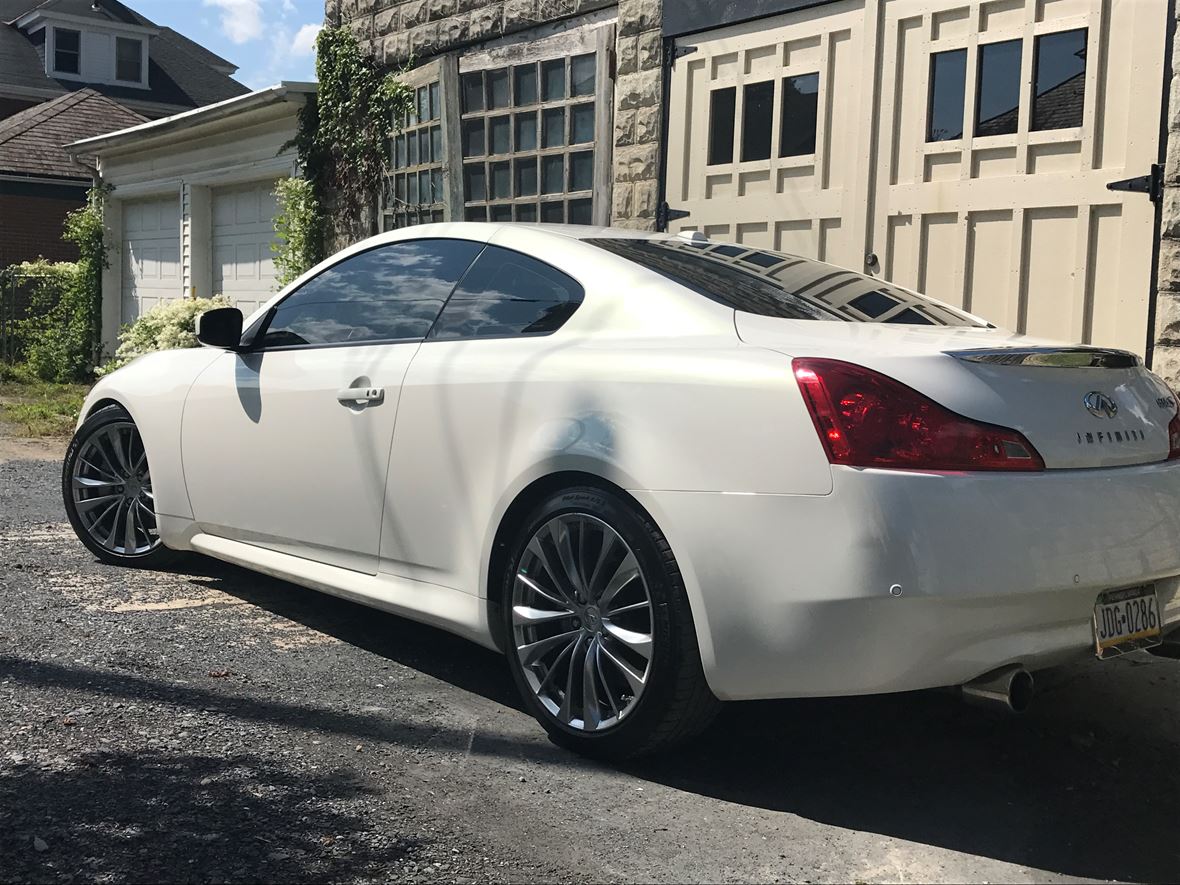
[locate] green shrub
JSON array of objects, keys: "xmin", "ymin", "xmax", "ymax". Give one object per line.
[
  {"xmin": 101, "ymin": 296, "xmax": 229, "ymax": 375},
  {"xmin": 273, "ymin": 176, "xmax": 323, "ymax": 288}
]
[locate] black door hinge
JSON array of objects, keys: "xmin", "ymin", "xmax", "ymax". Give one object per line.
[
  {"xmin": 656, "ymin": 201, "xmax": 691, "ymax": 231},
  {"xmin": 1107, "ymin": 163, "xmax": 1163, "ymax": 204}
]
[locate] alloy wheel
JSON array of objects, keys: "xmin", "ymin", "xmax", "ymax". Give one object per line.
[
  {"xmin": 511, "ymin": 513, "xmax": 654, "ymax": 731},
  {"xmin": 70, "ymin": 420, "xmax": 160, "ymax": 556}
]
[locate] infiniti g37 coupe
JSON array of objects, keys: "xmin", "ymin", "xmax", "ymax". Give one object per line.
[{"xmin": 63, "ymin": 223, "xmax": 1180, "ymax": 758}]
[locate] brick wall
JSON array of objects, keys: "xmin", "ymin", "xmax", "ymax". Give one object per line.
[
  {"xmin": 328, "ymin": 0, "xmax": 665, "ymax": 231},
  {"xmin": 0, "ymin": 192, "xmax": 85, "ymax": 270}
]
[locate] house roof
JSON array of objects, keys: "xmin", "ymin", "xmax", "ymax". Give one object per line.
[
  {"xmin": 0, "ymin": 0, "xmax": 249, "ymax": 116},
  {"xmin": 0, "ymin": 86, "xmax": 144, "ymax": 178}
]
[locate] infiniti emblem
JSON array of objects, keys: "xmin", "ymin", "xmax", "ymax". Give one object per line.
[{"xmin": 1084, "ymin": 391, "xmax": 1119, "ymax": 419}]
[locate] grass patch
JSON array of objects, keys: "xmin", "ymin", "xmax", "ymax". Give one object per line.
[{"xmin": 0, "ymin": 363, "xmax": 90, "ymax": 437}]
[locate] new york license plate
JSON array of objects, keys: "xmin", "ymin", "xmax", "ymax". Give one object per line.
[{"xmin": 1093, "ymin": 584, "xmax": 1162, "ymax": 659}]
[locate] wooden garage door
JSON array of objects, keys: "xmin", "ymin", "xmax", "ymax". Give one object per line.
[
  {"xmin": 665, "ymin": 0, "xmax": 1167, "ymax": 356},
  {"xmin": 212, "ymin": 181, "xmax": 279, "ymax": 316},
  {"xmin": 121, "ymin": 196, "xmax": 181, "ymax": 325}
]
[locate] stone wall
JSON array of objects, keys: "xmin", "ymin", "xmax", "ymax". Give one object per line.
[
  {"xmin": 1156, "ymin": 13, "xmax": 1180, "ymax": 384},
  {"xmin": 326, "ymin": 0, "xmax": 665, "ymax": 231}
]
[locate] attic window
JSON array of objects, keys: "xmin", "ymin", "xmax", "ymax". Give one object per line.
[
  {"xmin": 54, "ymin": 28, "xmax": 81, "ymax": 75},
  {"xmin": 116, "ymin": 37, "xmax": 143, "ymax": 83}
]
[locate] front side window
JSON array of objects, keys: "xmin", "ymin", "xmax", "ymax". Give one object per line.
[
  {"xmin": 587, "ymin": 238, "xmax": 985, "ymax": 327},
  {"xmin": 54, "ymin": 28, "xmax": 80, "ymax": 75},
  {"xmin": 259, "ymin": 239, "xmax": 483, "ymax": 348},
  {"xmin": 115, "ymin": 37, "xmax": 143, "ymax": 83},
  {"xmin": 429, "ymin": 246, "xmax": 584, "ymax": 339},
  {"xmin": 460, "ymin": 51, "xmax": 599, "ymax": 224},
  {"xmin": 975, "ymin": 39, "xmax": 1021, "ymax": 137},
  {"xmin": 1033, "ymin": 28, "xmax": 1086, "ymax": 130},
  {"xmin": 927, "ymin": 48, "xmax": 966, "ymax": 142}
]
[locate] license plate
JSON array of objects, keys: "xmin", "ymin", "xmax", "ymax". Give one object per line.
[{"xmin": 1093, "ymin": 584, "xmax": 1163, "ymax": 659}]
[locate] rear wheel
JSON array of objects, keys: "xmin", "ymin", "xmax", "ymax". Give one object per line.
[
  {"xmin": 62, "ymin": 405, "xmax": 176, "ymax": 568},
  {"xmin": 502, "ymin": 485, "xmax": 720, "ymax": 759}
]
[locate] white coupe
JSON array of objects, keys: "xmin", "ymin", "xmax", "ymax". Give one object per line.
[{"xmin": 64, "ymin": 223, "xmax": 1180, "ymax": 758}]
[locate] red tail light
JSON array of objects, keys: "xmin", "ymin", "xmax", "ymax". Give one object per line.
[{"xmin": 793, "ymin": 358, "xmax": 1045, "ymax": 472}]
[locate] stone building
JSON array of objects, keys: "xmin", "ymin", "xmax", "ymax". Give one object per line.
[{"xmin": 328, "ymin": 0, "xmax": 1180, "ymax": 375}]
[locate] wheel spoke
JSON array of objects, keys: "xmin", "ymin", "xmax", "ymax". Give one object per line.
[
  {"xmin": 603, "ymin": 622, "xmax": 653, "ymax": 661},
  {"xmin": 594, "ymin": 642, "xmax": 620, "ymax": 719},
  {"xmin": 598, "ymin": 552, "xmax": 639, "ymax": 613},
  {"xmin": 582, "ymin": 636, "xmax": 603, "ymax": 730},
  {"xmin": 79, "ymin": 457, "xmax": 120, "ymax": 483},
  {"xmin": 599, "ymin": 640, "xmax": 646, "ymax": 696},
  {"xmin": 536, "ymin": 636, "xmax": 578, "ymax": 695},
  {"xmin": 558, "ymin": 634, "xmax": 587, "ymax": 725},
  {"xmin": 512, "ymin": 605, "xmax": 577, "ymax": 626},
  {"xmin": 517, "ymin": 629, "xmax": 581, "ymax": 667},
  {"xmin": 73, "ymin": 476, "xmax": 121, "ymax": 492},
  {"xmin": 526, "ymin": 536, "xmax": 577, "ymax": 608},
  {"xmin": 124, "ymin": 498, "xmax": 138, "ymax": 552},
  {"xmin": 105, "ymin": 427, "xmax": 131, "ymax": 475},
  {"xmin": 587, "ymin": 529, "xmax": 617, "ymax": 600},
  {"xmin": 549, "ymin": 520, "xmax": 586, "ymax": 599},
  {"xmin": 603, "ymin": 599, "xmax": 650, "ymax": 618},
  {"xmin": 516, "ymin": 572, "xmax": 570, "ymax": 611},
  {"xmin": 76, "ymin": 493, "xmax": 121, "ymax": 513},
  {"xmin": 102, "ymin": 499, "xmax": 127, "ymax": 549}
]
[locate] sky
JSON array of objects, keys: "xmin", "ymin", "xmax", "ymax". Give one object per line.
[{"xmin": 131, "ymin": 0, "xmax": 324, "ymax": 91}]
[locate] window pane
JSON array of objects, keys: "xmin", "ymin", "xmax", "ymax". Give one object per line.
[
  {"xmin": 571, "ymin": 53, "xmax": 595, "ymax": 97},
  {"xmin": 417, "ymin": 86, "xmax": 429, "ymax": 122},
  {"xmin": 116, "ymin": 37, "xmax": 142, "ymax": 82},
  {"xmin": 56, "ymin": 28, "xmax": 79, "ymax": 52},
  {"xmin": 394, "ymin": 174, "xmax": 406, "ymax": 203},
  {"xmin": 514, "ymin": 63, "xmax": 538, "ymax": 106},
  {"xmin": 394, "ymin": 134, "xmax": 407, "ymax": 169},
  {"xmin": 708, "ymin": 87, "xmax": 736, "ymax": 165},
  {"xmin": 542, "ymin": 107, "xmax": 565, "ymax": 148},
  {"xmin": 430, "ymin": 245, "xmax": 585, "ymax": 340},
  {"xmin": 515, "ymin": 203, "xmax": 538, "ymax": 222},
  {"xmin": 462, "ymin": 72, "xmax": 484, "ymax": 112},
  {"xmin": 975, "ymin": 40, "xmax": 1021, "ymax": 137},
  {"xmin": 515, "ymin": 157, "xmax": 538, "ymax": 196},
  {"xmin": 55, "ymin": 28, "xmax": 80, "ymax": 74},
  {"xmin": 486, "ymin": 68, "xmax": 510, "ymax": 109},
  {"xmin": 741, "ymin": 80, "xmax": 774, "ymax": 162},
  {"xmin": 407, "ymin": 173, "xmax": 419, "ymax": 204},
  {"xmin": 466, "ymin": 206, "xmax": 488, "ymax": 221},
  {"xmin": 490, "ymin": 161, "xmax": 511, "ymax": 199},
  {"xmin": 430, "ymin": 126, "xmax": 443, "ymax": 163},
  {"xmin": 1033, "ymin": 28, "xmax": 1087, "ymax": 131},
  {"xmin": 261, "ymin": 240, "xmax": 483, "ymax": 347},
  {"xmin": 419, "ymin": 129, "xmax": 431, "ymax": 163},
  {"xmin": 779, "ymin": 73, "xmax": 819, "ymax": 157},
  {"xmin": 569, "ymin": 150, "xmax": 593, "ymax": 191},
  {"xmin": 542, "ymin": 59, "xmax": 566, "ymax": 101},
  {"xmin": 928, "ymin": 48, "xmax": 967, "ymax": 141},
  {"xmin": 514, "ymin": 112, "xmax": 537, "ymax": 151},
  {"xmin": 570, "ymin": 102, "xmax": 595, "ymax": 144},
  {"xmin": 408, "ymin": 132, "xmax": 419, "ymax": 165},
  {"xmin": 431, "ymin": 169, "xmax": 442, "ymax": 204},
  {"xmin": 568, "ymin": 198, "xmax": 593, "ymax": 225},
  {"xmin": 464, "ymin": 163, "xmax": 487, "ymax": 201},
  {"xmin": 540, "ymin": 201, "xmax": 564, "ymax": 223},
  {"xmin": 541, "ymin": 155, "xmax": 564, "ymax": 194},
  {"xmin": 462, "ymin": 118, "xmax": 485, "ymax": 158},
  {"xmin": 429, "ymin": 81, "xmax": 441, "ymax": 120},
  {"xmin": 489, "ymin": 115, "xmax": 511, "ymax": 154},
  {"xmin": 490, "ymin": 204, "xmax": 513, "ymax": 222}
]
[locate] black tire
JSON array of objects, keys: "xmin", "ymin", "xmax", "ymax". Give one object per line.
[
  {"xmin": 501, "ymin": 484, "xmax": 720, "ymax": 759},
  {"xmin": 62, "ymin": 404, "xmax": 178, "ymax": 569}
]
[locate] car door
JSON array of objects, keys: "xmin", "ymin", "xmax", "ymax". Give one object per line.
[{"xmin": 181, "ymin": 237, "xmax": 484, "ymax": 574}]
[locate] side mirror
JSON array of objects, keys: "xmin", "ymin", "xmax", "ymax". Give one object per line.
[{"xmin": 196, "ymin": 307, "xmax": 244, "ymax": 350}]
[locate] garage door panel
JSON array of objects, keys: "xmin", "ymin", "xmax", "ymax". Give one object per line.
[
  {"xmin": 121, "ymin": 196, "xmax": 181, "ymax": 326},
  {"xmin": 212, "ymin": 181, "xmax": 280, "ymax": 306}
]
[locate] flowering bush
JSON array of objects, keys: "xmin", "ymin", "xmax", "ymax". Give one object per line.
[{"xmin": 101, "ymin": 296, "xmax": 229, "ymax": 375}]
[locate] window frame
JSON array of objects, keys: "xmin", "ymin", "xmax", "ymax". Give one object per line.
[
  {"xmin": 53, "ymin": 27, "xmax": 81, "ymax": 76},
  {"xmin": 246, "ymin": 238, "xmax": 486, "ymax": 353},
  {"xmin": 114, "ymin": 35, "xmax": 144, "ymax": 84},
  {"xmin": 384, "ymin": 57, "xmax": 456, "ymax": 230}
]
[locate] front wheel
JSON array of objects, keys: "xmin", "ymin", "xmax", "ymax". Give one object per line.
[
  {"xmin": 502, "ymin": 485, "xmax": 720, "ymax": 759},
  {"xmin": 62, "ymin": 405, "xmax": 176, "ymax": 568}
]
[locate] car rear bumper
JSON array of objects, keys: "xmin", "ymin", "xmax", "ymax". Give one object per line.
[{"xmin": 631, "ymin": 461, "xmax": 1180, "ymax": 701}]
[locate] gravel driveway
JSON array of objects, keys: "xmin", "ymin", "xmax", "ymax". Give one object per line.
[{"xmin": 2, "ymin": 440, "xmax": 1179, "ymax": 884}]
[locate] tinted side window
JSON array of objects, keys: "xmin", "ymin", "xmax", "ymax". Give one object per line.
[
  {"xmin": 260, "ymin": 239, "xmax": 483, "ymax": 348},
  {"xmin": 428, "ymin": 246, "xmax": 584, "ymax": 340}
]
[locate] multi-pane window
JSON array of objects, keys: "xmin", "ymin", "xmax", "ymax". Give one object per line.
[
  {"xmin": 927, "ymin": 29, "xmax": 1088, "ymax": 142},
  {"xmin": 390, "ymin": 81, "xmax": 445, "ymax": 229},
  {"xmin": 460, "ymin": 52, "xmax": 598, "ymax": 224},
  {"xmin": 708, "ymin": 74, "xmax": 820, "ymax": 166},
  {"xmin": 115, "ymin": 37, "xmax": 143, "ymax": 83},
  {"xmin": 927, "ymin": 48, "xmax": 966, "ymax": 141},
  {"xmin": 1033, "ymin": 28, "xmax": 1086, "ymax": 131},
  {"xmin": 54, "ymin": 28, "xmax": 80, "ymax": 75}
]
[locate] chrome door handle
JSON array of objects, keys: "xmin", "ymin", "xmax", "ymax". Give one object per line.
[{"xmin": 336, "ymin": 386, "xmax": 385, "ymax": 406}]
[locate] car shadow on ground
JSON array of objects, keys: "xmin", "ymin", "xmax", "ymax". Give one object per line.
[{"xmin": 182, "ymin": 556, "xmax": 1180, "ymax": 882}]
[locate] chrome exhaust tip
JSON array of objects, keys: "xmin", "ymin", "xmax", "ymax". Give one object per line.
[{"xmin": 960, "ymin": 665, "xmax": 1034, "ymax": 714}]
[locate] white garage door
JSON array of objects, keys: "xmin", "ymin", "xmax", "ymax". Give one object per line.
[
  {"xmin": 665, "ymin": 0, "xmax": 1167, "ymax": 356},
  {"xmin": 121, "ymin": 196, "xmax": 181, "ymax": 325},
  {"xmin": 213, "ymin": 181, "xmax": 280, "ymax": 316}
]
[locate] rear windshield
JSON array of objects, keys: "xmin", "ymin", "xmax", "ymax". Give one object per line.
[{"xmin": 586, "ymin": 237, "xmax": 987, "ymax": 327}]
